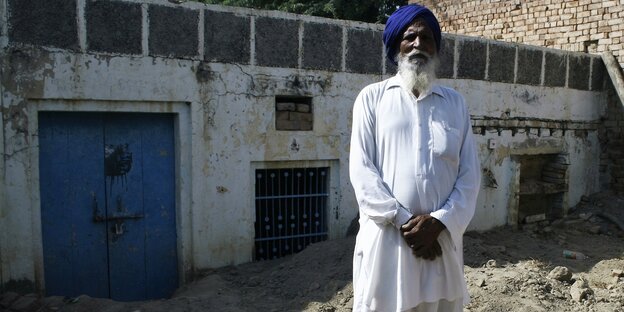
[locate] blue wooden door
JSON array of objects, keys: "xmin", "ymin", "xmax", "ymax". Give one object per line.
[{"xmin": 39, "ymin": 112, "xmax": 177, "ymax": 301}]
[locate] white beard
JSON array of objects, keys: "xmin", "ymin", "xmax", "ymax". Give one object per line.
[{"xmin": 397, "ymin": 51, "xmax": 439, "ymax": 95}]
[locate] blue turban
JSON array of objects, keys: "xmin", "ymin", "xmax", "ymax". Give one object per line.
[{"xmin": 383, "ymin": 4, "xmax": 441, "ymax": 65}]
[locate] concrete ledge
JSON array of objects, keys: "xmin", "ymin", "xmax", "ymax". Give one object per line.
[
  {"xmin": 204, "ymin": 10, "xmax": 250, "ymax": 63},
  {"xmin": 569, "ymin": 54, "xmax": 590, "ymax": 90},
  {"xmin": 2, "ymin": 1, "xmax": 606, "ymax": 91},
  {"xmin": 149, "ymin": 5, "xmax": 199, "ymax": 58},
  {"xmin": 590, "ymin": 57, "xmax": 606, "ymax": 91},
  {"xmin": 436, "ymin": 37, "xmax": 454, "ymax": 79},
  {"xmin": 87, "ymin": 0, "xmax": 142, "ymax": 54},
  {"xmin": 385, "ymin": 58, "xmax": 397, "ymax": 76},
  {"xmin": 457, "ymin": 39, "xmax": 486, "ymax": 80},
  {"xmin": 544, "ymin": 52, "xmax": 567, "ymax": 87},
  {"xmin": 255, "ymin": 17, "xmax": 298, "ymax": 68},
  {"xmin": 302, "ymin": 22, "xmax": 342, "ymax": 71},
  {"xmin": 346, "ymin": 28, "xmax": 382, "ymax": 74},
  {"xmin": 516, "ymin": 48, "xmax": 542, "ymax": 86},
  {"xmin": 488, "ymin": 43, "xmax": 515, "ymax": 83},
  {"xmin": 8, "ymin": 0, "xmax": 78, "ymax": 50}
]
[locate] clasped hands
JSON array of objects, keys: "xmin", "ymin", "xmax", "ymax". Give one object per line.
[{"xmin": 400, "ymin": 215, "xmax": 446, "ymax": 261}]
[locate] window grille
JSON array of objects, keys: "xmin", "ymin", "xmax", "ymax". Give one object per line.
[{"xmin": 254, "ymin": 167, "xmax": 329, "ymax": 260}]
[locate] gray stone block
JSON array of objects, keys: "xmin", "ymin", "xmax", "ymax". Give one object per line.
[
  {"xmin": 8, "ymin": 0, "xmax": 78, "ymax": 50},
  {"xmin": 568, "ymin": 54, "xmax": 590, "ymax": 90},
  {"xmin": 149, "ymin": 5, "xmax": 198, "ymax": 58},
  {"xmin": 296, "ymin": 103, "xmax": 311, "ymax": 113},
  {"xmin": 516, "ymin": 48, "xmax": 542, "ymax": 85},
  {"xmin": 255, "ymin": 17, "xmax": 298, "ymax": 68},
  {"xmin": 590, "ymin": 56, "xmax": 605, "ymax": 91},
  {"xmin": 487, "ymin": 43, "xmax": 515, "ymax": 83},
  {"xmin": 87, "ymin": 0, "xmax": 142, "ymax": 54},
  {"xmin": 302, "ymin": 22, "xmax": 342, "ymax": 71},
  {"xmin": 436, "ymin": 36, "xmax": 455, "ymax": 79},
  {"xmin": 386, "ymin": 58, "xmax": 397, "ymax": 75},
  {"xmin": 544, "ymin": 52, "xmax": 566, "ymax": 87},
  {"xmin": 346, "ymin": 28, "xmax": 382, "ymax": 74},
  {"xmin": 204, "ymin": 10, "xmax": 250, "ymax": 63},
  {"xmin": 276, "ymin": 102, "xmax": 296, "ymax": 111},
  {"xmin": 457, "ymin": 39, "xmax": 486, "ymax": 80}
]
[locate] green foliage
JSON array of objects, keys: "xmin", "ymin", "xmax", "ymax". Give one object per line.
[{"xmin": 197, "ymin": 0, "xmax": 407, "ymax": 23}]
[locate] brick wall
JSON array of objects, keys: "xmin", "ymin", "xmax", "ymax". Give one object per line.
[{"xmin": 415, "ymin": 0, "xmax": 624, "ymax": 68}]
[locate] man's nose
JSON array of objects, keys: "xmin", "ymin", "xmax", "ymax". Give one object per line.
[{"xmin": 412, "ymin": 37, "xmax": 422, "ymax": 49}]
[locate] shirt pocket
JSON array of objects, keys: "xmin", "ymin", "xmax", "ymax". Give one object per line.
[{"xmin": 430, "ymin": 120, "xmax": 461, "ymax": 163}]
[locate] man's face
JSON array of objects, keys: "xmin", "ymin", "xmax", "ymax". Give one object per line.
[{"xmin": 398, "ymin": 18, "xmax": 437, "ymax": 64}]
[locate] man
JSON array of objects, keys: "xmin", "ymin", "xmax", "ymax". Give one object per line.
[{"xmin": 349, "ymin": 4, "xmax": 481, "ymax": 312}]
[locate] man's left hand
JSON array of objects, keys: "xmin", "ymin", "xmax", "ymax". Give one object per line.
[{"xmin": 400, "ymin": 215, "xmax": 446, "ymax": 260}]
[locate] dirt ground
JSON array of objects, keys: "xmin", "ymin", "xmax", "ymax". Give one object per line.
[{"xmin": 2, "ymin": 191, "xmax": 624, "ymax": 312}]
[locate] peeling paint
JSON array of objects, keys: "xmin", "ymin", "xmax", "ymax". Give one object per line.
[
  {"xmin": 2, "ymin": 100, "xmax": 28, "ymax": 139},
  {"xmin": 1, "ymin": 48, "xmax": 53, "ymax": 98},
  {"xmin": 515, "ymin": 89, "xmax": 541, "ymax": 105}
]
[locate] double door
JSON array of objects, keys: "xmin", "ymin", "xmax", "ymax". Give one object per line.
[{"xmin": 39, "ymin": 112, "xmax": 178, "ymax": 301}]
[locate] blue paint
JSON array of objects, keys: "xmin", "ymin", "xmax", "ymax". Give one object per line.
[{"xmin": 39, "ymin": 112, "xmax": 178, "ymax": 301}]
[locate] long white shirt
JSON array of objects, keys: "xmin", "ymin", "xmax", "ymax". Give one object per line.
[{"xmin": 349, "ymin": 75, "xmax": 481, "ymax": 312}]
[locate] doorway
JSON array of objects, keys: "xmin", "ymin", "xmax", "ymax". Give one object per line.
[{"xmin": 38, "ymin": 112, "xmax": 178, "ymax": 301}]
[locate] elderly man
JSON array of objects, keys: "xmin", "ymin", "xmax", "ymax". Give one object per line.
[{"xmin": 349, "ymin": 3, "xmax": 481, "ymax": 312}]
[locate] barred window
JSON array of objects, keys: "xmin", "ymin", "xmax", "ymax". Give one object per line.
[{"xmin": 254, "ymin": 167, "xmax": 328, "ymax": 260}]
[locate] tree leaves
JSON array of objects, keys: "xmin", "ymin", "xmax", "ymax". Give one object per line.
[{"xmin": 198, "ymin": 0, "xmax": 407, "ymax": 23}]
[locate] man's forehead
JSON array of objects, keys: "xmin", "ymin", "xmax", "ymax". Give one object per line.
[{"xmin": 404, "ymin": 18, "xmax": 432, "ymax": 33}]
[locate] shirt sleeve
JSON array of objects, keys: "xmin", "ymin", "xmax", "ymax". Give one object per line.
[
  {"xmin": 349, "ymin": 87, "xmax": 413, "ymax": 228},
  {"xmin": 430, "ymin": 95, "xmax": 481, "ymax": 246}
]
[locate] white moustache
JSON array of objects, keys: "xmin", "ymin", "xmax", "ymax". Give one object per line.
[{"xmin": 405, "ymin": 50, "xmax": 432, "ymax": 63}]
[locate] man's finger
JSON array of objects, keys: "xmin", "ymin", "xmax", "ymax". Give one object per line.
[
  {"xmin": 424, "ymin": 246, "xmax": 436, "ymax": 260},
  {"xmin": 434, "ymin": 241, "xmax": 442, "ymax": 256}
]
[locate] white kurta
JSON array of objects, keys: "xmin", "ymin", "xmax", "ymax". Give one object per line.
[{"xmin": 349, "ymin": 75, "xmax": 481, "ymax": 312}]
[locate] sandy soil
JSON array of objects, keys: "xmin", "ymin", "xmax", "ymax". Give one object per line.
[{"xmin": 2, "ymin": 191, "xmax": 624, "ymax": 312}]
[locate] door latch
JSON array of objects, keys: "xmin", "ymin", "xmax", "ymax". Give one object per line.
[{"xmin": 114, "ymin": 222, "xmax": 125, "ymax": 235}]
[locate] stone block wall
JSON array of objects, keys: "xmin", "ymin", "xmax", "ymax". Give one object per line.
[
  {"xmin": 4, "ymin": 0, "xmax": 611, "ymax": 83},
  {"xmin": 5, "ymin": 0, "xmax": 387, "ymax": 74},
  {"xmin": 275, "ymin": 98, "xmax": 313, "ymax": 131}
]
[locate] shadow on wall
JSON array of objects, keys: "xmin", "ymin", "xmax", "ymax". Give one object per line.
[{"xmin": 0, "ymin": 279, "xmax": 35, "ymax": 295}]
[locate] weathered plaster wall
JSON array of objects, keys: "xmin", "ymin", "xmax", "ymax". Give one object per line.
[{"xmin": 0, "ymin": 0, "xmax": 609, "ymax": 293}]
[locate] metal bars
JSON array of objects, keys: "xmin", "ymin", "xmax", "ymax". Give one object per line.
[{"xmin": 254, "ymin": 167, "xmax": 329, "ymax": 260}]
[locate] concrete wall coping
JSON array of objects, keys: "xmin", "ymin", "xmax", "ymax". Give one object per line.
[{"xmin": 1, "ymin": 0, "xmax": 608, "ymax": 91}]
